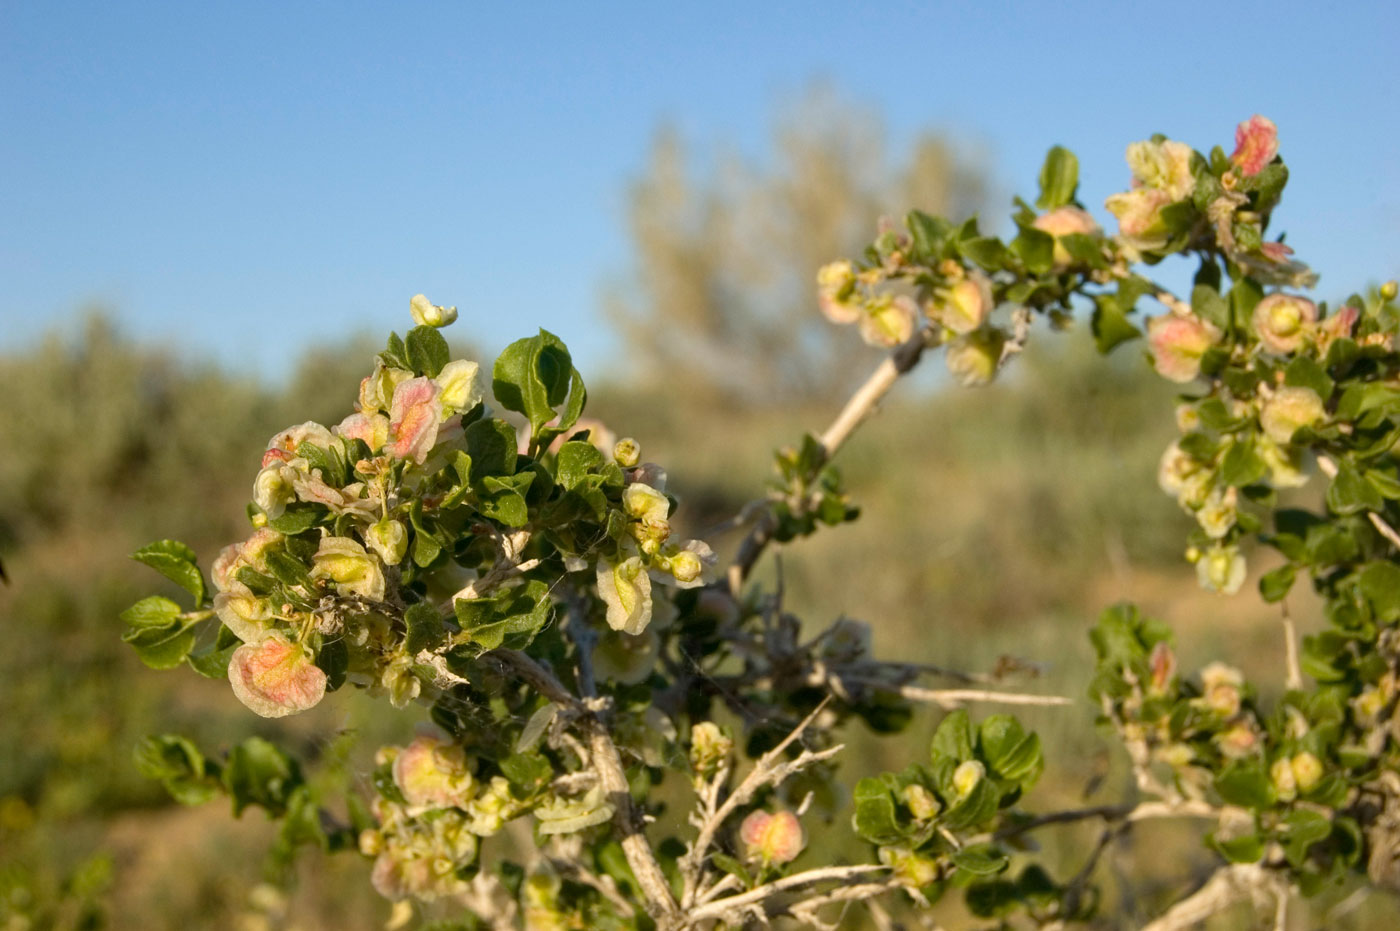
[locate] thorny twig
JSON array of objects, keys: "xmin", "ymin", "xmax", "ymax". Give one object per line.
[{"xmin": 681, "ymin": 699, "xmax": 842, "ymax": 908}]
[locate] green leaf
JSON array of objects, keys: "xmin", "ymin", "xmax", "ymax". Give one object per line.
[
  {"xmin": 132, "ymin": 540, "xmax": 205, "ymax": 605},
  {"xmin": 1281, "ymin": 809, "xmax": 1332, "ymax": 868},
  {"xmin": 120, "ymin": 595, "xmax": 182, "ymax": 629},
  {"xmin": 1219, "ymin": 440, "xmax": 1266, "ymax": 488},
  {"xmin": 1011, "ymin": 227, "xmax": 1054, "ymax": 275},
  {"xmin": 223, "ymin": 737, "xmax": 302, "ymax": 817},
  {"xmin": 405, "ymin": 602, "xmax": 446, "ymax": 655},
  {"xmin": 1258, "ymin": 564, "xmax": 1296, "ymax": 603},
  {"xmin": 930, "ymin": 710, "xmax": 974, "ymax": 763},
  {"xmin": 1035, "ymin": 146, "xmax": 1079, "ymax": 209},
  {"xmin": 978, "ymin": 716, "xmax": 1042, "ymax": 785},
  {"xmin": 465, "ymin": 418, "xmax": 518, "ymax": 481},
  {"xmin": 1327, "ymin": 460, "xmax": 1384, "ymax": 515},
  {"xmin": 1284, "ymin": 356, "xmax": 1334, "ymax": 401},
  {"xmin": 269, "ymin": 504, "xmax": 322, "ymax": 534},
  {"xmin": 1091, "ymin": 295, "xmax": 1142, "ymax": 353},
  {"xmin": 1211, "ymin": 830, "xmax": 1265, "ymax": 864},
  {"xmin": 709, "ymin": 853, "xmax": 752, "ymax": 889},
  {"xmin": 315, "ymin": 636, "xmax": 348, "ymax": 691},
  {"xmin": 556, "ymin": 440, "xmax": 605, "ymax": 489},
  {"xmin": 187, "ymin": 637, "xmax": 239, "ymax": 679},
  {"xmin": 405, "ymin": 325, "xmax": 450, "ymax": 377},
  {"xmin": 1357, "ymin": 561, "xmax": 1400, "ymax": 623},
  {"xmin": 960, "ymin": 236, "xmax": 1006, "ymax": 272},
  {"xmin": 1214, "ymin": 759, "xmax": 1275, "ymax": 809},
  {"xmin": 951, "ymin": 847, "xmax": 1010, "ymax": 876},
  {"xmin": 134, "ymin": 735, "xmax": 220, "ymax": 806},
  {"xmin": 492, "ymin": 330, "xmax": 578, "ymax": 436},
  {"xmin": 500, "ymin": 752, "xmax": 553, "ymax": 796},
  {"xmin": 907, "ymin": 209, "xmax": 952, "ymax": 260},
  {"xmin": 851, "ymin": 777, "xmax": 903, "ymax": 844},
  {"xmin": 941, "ymin": 777, "xmax": 999, "ymax": 831},
  {"xmin": 1190, "ymin": 284, "xmax": 1229, "ymax": 330}
]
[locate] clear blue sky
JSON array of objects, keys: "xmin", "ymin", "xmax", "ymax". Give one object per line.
[{"xmin": 3, "ymin": 1, "xmax": 1397, "ymax": 379}]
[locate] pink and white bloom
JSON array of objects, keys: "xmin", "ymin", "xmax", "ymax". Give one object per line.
[
  {"xmin": 335, "ymin": 411, "xmax": 390, "ymax": 452},
  {"xmin": 1105, "ymin": 187, "xmax": 1173, "ymax": 251},
  {"xmin": 1252, "ymin": 293, "xmax": 1317, "ymax": 354},
  {"xmin": 817, "ymin": 260, "xmax": 860, "ymax": 324},
  {"xmin": 1126, "ymin": 139, "xmax": 1196, "ymax": 200},
  {"xmin": 229, "ymin": 632, "xmax": 328, "ymax": 718},
  {"xmin": 213, "ymin": 581, "xmax": 273, "ymax": 643},
  {"xmin": 393, "ymin": 736, "xmax": 474, "ymax": 809},
  {"xmin": 262, "ymin": 421, "xmax": 335, "ymax": 469},
  {"xmin": 1231, "ymin": 115, "xmax": 1279, "ymax": 177},
  {"xmin": 434, "ymin": 359, "xmax": 481, "ymax": 416},
  {"xmin": 387, "ymin": 377, "xmax": 443, "ymax": 464},
  {"xmin": 740, "ymin": 809, "xmax": 805, "ymax": 865},
  {"xmin": 1147, "ymin": 313, "xmax": 1220, "ymax": 383}
]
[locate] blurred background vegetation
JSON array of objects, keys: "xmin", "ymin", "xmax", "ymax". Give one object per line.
[{"xmin": 0, "ymin": 92, "xmax": 1385, "ymax": 929}]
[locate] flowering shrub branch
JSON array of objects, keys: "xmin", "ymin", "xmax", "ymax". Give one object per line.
[{"xmin": 126, "ymin": 114, "xmax": 1400, "ymax": 928}]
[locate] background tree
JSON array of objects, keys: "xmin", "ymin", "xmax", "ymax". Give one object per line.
[{"xmin": 606, "ymin": 86, "xmax": 988, "ymax": 407}]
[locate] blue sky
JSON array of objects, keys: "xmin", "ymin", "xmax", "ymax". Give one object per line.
[{"xmin": 3, "ymin": 1, "xmax": 1397, "ymax": 380}]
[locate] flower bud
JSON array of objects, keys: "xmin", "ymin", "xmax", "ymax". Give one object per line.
[
  {"xmin": 878, "ymin": 846, "xmax": 938, "ymax": 888},
  {"xmin": 739, "ymin": 809, "xmax": 805, "ymax": 865},
  {"xmin": 1271, "ymin": 757, "xmax": 1298, "ymax": 801},
  {"xmin": 1291, "ymin": 752, "xmax": 1323, "ymax": 792},
  {"xmin": 228, "ymin": 632, "xmax": 328, "ymax": 718},
  {"xmin": 613, "ymin": 437, "xmax": 641, "ymax": 468},
  {"xmin": 1032, "ymin": 206, "xmax": 1101, "ymax": 268},
  {"xmin": 1252, "ymin": 293, "xmax": 1317, "ymax": 354},
  {"xmin": 1259, "ymin": 386, "xmax": 1325, "ymax": 445},
  {"xmin": 1147, "ymin": 313, "xmax": 1219, "ymax": 383},
  {"xmin": 952, "ymin": 760, "xmax": 985, "ymax": 799},
  {"xmin": 1148, "ymin": 641, "xmax": 1177, "ymax": 695},
  {"xmin": 817, "ymin": 261, "xmax": 860, "ymax": 324},
  {"xmin": 1216, "ymin": 722, "xmax": 1259, "ymax": 758},
  {"xmin": 313, "ymin": 537, "xmax": 386, "ymax": 600},
  {"xmin": 1383, "ymin": 281, "xmax": 1399, "ymax": 302},
  {"xmin": 622, "ymin": 483, "xmax": 670, "ymax": 523},
  {"xmin": 409, "ymin": 294, "xmax": 458, "ymax": 328},
  {"xmin": 859, "ymin": 294, "xmax": 917, "ymax": 348},
  {"xmin": 934, "ymin": 273, "xmax": 994, "ymax": 334},
  {"xmin": 689, "ymin": 722, "xmax": 733, "ymax": 776},
  {"xmin": 945, "ymin": 330, "xmax": 1005, "ymax": 387},
  {"xmin": 1230, "ymin": 115, "xmax": 1278, "ymax": 178},
  {"xmin": 1200, "ymin": 663, "xmax": 1245, "ymax": 717},
  {"xmin": 1196, "ymin": 546, "xmax": 1246, "ymax": 595},
  {"xmin": 365, "ymin": 519, "xmax": 409, "ymax": 567},
  {"xmin": 358, "ymin": 829, "xmax": 383, "ymax": 857},
  {"xmin": 902, "ymin": 784, "xmax": 940, "ymax": 821}
]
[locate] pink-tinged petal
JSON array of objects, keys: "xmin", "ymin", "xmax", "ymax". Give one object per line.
[
  {"xmin": 392, "ymin": 736, "xmax": 473, "ymax": 809},
  {"xmin": 335, "ymin": 411, "xmax": 390, "ymax": 451},
  {"xmin": 1231, "ymin": 115, "xmax": 1278, "ymax": 177},
  {"xmin": 740, "ymin": 809, "xmax": 805, "ymax": 865},
  {"xmin": 228, "ymin": 632, "xmax": 327, "ymax": 718},
  {"xmin": 1251, "ymin": 293, "xmax": 1317, "ymax": 354},
  {"xmin": 263, "ymin": 421, "xmax": 335, "ymax": 466},
  {"xmin": 1149, "ymin": 642, "xmax": 1177, "ymax": 694},
  {"xmin": 387, "ymin": 377, "xmax": 443, "ymax": 464},
  {"xmin": 1147, "ymin": 314, "xmax": 1220, "ymax": 383}
]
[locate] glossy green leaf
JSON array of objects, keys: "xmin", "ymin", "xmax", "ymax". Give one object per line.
[{"xmin": 132, "ymin": 540, "xmax": 205, "ymax": 605}]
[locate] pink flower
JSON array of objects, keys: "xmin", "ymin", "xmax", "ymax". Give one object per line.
[
  {"xmin": 740, "ymin": 809, "xmax": 805, "ymax": 865},
  {"xmin": 1317, "ymin": 304, "xmax": 1360, "ymax": 354},
  {"xmin": 261, "ymin": 421, "xmax": 335, "ymax": 468},
  {"xmin": 392, "ymin": 736, "xmax": 473, "ymax": 809},
  {"xmin": 335, "ymin": 411, "xmax": 390, "ymax": 452},
  {"xmin": 1147, "ymin": 313, "xmax": 1220, "ymax": 383},
  {"xmin": 1252, "ymin": 293, "xmax": 1317, "ymax": 354},
  {"xmin": 1032, "ymin": 206, "xmax": 1101, "ymax": 268},
  {"xmin": 1231, "ymin": 115, "xmax": 1278, "ymax": 177},
  {"xmin": 387, "ymin": 377, "xmax": 443, "ymax": 464},
  {"xmin": 228, "ymin": 632, "xmax": 327, "ymax": 718}
]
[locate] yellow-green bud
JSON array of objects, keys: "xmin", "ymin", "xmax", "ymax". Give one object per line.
[
  {"xmin": 1382, "ymin": 280, "xmax": 1398, "ymax": 302},
  {"xmin": 1291, "ymin": 752, "xmax": 1324, "ymax": 792},
  {"xmin": 410, "ymin": 293, "xmax": 458, "ymax": 328},
  {"xmin": 952, "ymin": 760, "xmax": 984, "ymax": 799},
  {"xmin": 613, "ymin": 437, "xmax": 641, "ymax": 468},
  {"xmin": 689, "ymin": 721, "xmax": 733, "ymax": 776},
  {"xmin": 365, "ymin": 519, "xmax": 409, "ymax": 567},
  {"xmin": 902, "ymin": 784, "xmax": 940, "ymax": 821},
  {"xmin": 1271, "ymin": 757, "xmax": 1297, "ymax": 801}
]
